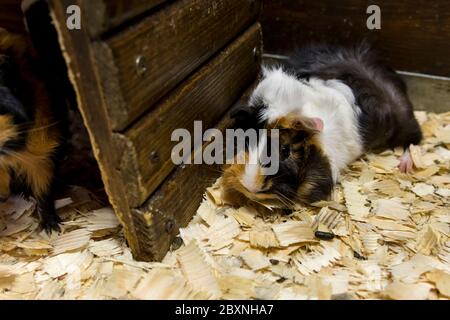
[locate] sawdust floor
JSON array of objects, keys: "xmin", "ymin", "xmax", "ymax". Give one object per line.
[{"xmin": 0, "ymin": 111, "xmax": 449, "ymax": 300}]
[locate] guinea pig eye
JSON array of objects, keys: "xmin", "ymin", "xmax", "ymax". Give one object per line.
[{"xmin": 281, "ymin": 144, "xmax": 291, "ymax": 159}]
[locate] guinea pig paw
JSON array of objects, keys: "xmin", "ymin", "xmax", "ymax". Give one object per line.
[
  {"xmin": 40, "ymin": 215, "xmax": 62, "ymax": 234},
  {"xmin": 398, "ymin": 150, "xmax": 414, "ymax": 173}
]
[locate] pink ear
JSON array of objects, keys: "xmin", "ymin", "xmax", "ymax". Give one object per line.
[{"xmin": 312, "ymin": 117, "xmax": 324, "ymax": 132}]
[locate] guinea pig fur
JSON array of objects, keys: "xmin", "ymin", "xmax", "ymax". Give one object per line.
[
  {"xmin": 222, "ymin": 42, "xmax": 422, "ymax": 208},
  {"xmin": 0, "ymin": 29, "xmax": 62, "ymax": 232}
]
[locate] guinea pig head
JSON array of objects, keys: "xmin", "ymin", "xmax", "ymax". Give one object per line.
[{"xmin": 222, "ymin": 113, "xmax": 333, "ymax": 208}]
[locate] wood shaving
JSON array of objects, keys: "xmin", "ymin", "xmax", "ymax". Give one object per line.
[
  {"xmin": 411, "ymin": 183, "xmax": 435, "ymax": 196},
  {"xmin": 362, "ymin": 232, "xmax": 381, "ymax": 254},
  {"xmin": 240, "ymin": 248, "xmax": 271, "ymax": 270},
  {"xmin": 426, "ymin": 270, "xmax": 450, "ymax": 297},
  {"xmin": 131, "ymin": 269, "xmax": 203, "ymax": 300},
  {"xmin": 416, "ymin": 225, "xmax": 441, "ymax": 255},
  {"xmin": 249, "ymin": 226, "xmax": 279, "ymax": 248},
  {"xmin": 88, "ymin": 238, "xmax": 123, "ymax": 257},
  {"xmin": 272, "ymin": 221, "xmax": 316, "ymax": 246},
  {"xmin": 383, "ymin": 282, "xmax": 433, "ymax": 300},
  {"xmin": 0, "ymin": 111, "xmax": 448, "ymax": 299},
  {"xmin": 84, "ymin": 208, "xmax": 120, "ymax": 232},
  {"xmin": 342, "ymin": 180, "xmax": 370, "ymax": 220},
  {"xmin": 373, "ymin": 198, "xmax": 410, "ymax": 220},
  {"xmin": 293, "ymin": 243, "xmax": 341, "ymax": 275},
  {"xmin": 409, "ymin": 144, "xmax": 426, "ymax": 169},
  {"xmin": 52, "ymin": 229, "xmax": 91, "ymax": 255},
  {"xmin": 230, "ymin": 207, "xmax": 256, "ymax": 227},
  {"xmin": 177, "ymin": 240, "xmax": 221, "ymax": 298}
]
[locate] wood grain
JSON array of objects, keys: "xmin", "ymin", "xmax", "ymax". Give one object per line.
[
  {"xmin": 103, "ymin": 0, "xmax": 261, "ymax": 130},
  {"xmin": 113, "ymin": 24, "xmax": 262, "ymax": 208},
  {"xmin": 401, "ymin": 73, "xmax": 450, "ymax": 113},
  {"xmin": 48, "ymin": 0, "xmax": 142, "ymax": 257},
  {"xmin": 47, "ymin": 0, "xmax": 261, "ymax": 261},
  {"xmin": 82, "ymin": 0, "xmax": 167, "ymax": 37},
  {"xmin": 261, "ymin": 0, "xmax": 450, "ymax": 77},
  {"xmin": 131, "ymin": 87, "xmax": 254, "ymax": 261}
]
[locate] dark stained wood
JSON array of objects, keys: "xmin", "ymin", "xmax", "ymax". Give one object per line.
[
  {"xmin": 131, "ymin": 88, "xmax": 254, "ymax": 261},
  {"xmin": 113, "ymin": 24, "xmax": 262, "ymax": 208},
  {"xmin": 261, "ymin": 0, "xmax": 450, "ymax": 77},
  {"xmin": 47, "ymin": 0, "xmax": 261, "ymax": 261},
  {"xmin": 48, "ymin": 0, "xmax": 142, "ymax": 257},
  {"xmin": 82, "ymin": 0, "xmax": 167, "ymax": 37},
  {"xmin": 102, "ymin": 0, "xmax": 261, "ymax": 130},
  {"xmin": 0, "ymin": 0, "xmax": 26, "ymax": 34}
]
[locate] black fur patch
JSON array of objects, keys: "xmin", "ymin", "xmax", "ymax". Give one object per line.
[
  {"xmin": 286, "ymin": 42, "xmax": 423, "ymax": 151},
  {"xmin": 0, "ymin": 54, "xmax": 34, "ymax": 153},
  {"xmin": 267, "ymin": 139, "xmax": 333, "ymax": 205},
  {"xmin": 229, "ymin": 102, "xmax": 269, "ymax": 155},
  {"xmin": 297, "ymin": 144, "xmax": 333, "ymax": 203},
  {"xmin": 0, "ymin": 87, "xmax": 29, "ymax": 152},
  {"xmin": 0, "ymin": 55, "xmax": 15, "ymax": 87},
  {"xmin": 230, "ymin": 102, "xmax": 267, "ymax": 131}
]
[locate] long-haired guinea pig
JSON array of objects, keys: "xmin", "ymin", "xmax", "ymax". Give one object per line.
[
  {"xmin": 0, "ymin": 29, "xmax": 62, "ymax": 232},
  {"xmin": 222, "ymin": 42, "xmax": 422, "ymax": 208}
]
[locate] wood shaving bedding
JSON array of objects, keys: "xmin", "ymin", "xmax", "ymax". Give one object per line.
[{"xmin": 0, "ymin": 111, "xmax": 448, "ymax": 300}]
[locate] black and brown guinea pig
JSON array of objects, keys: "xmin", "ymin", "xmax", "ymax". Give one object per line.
[
  {"xmin": 0, "ymin": 28, "xmax": 62, "ymax": 232},
  {"xmin": 222, "ymin": 42, "xmax": 422, "ymax": 208}
]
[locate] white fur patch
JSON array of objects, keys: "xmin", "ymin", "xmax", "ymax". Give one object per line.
[
  {"xmin": 241, "ymin": 145, "xmax": 260, "ymax": 193},
  {"xmin": 241, "ymin": 163, "xmax": 259, "ymax": 193},
  {"xmin": 240, "ymin": 135, "xmax": 268, "ymax": 193},
  {"xmin": 250, "ymin": 67, "xmax": 363, "ymax": 182}
]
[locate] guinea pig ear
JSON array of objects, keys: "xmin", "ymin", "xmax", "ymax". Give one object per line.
[
  {"xmin": 230, "ymin": 105, "xmax": 263, "ymax": 130},
  {"xmin": 291, "ymin": 117, "xmax": 323, "ymax": 133},
  {"xmin": 230, "ymin": 105, "xmax": 252, "ymax": 121},
  {"xmin": 276, "ymin": 114, "xmax": 323, "ymax": 134}
]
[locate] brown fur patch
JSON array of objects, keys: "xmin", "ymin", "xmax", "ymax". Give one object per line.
[
  {"xmin": 297, "ymin": 180, "xmax": 316, "ymax": 202},
  {"xmin": 222, "ymin": 154, "xmax": 278, "ymax": 204},
  {"xmin": 2, "ymin": 87, "xmax": 59, "ymax": 198},
  {"xmin": 268, "ymin": 113, "xmax": 320, "ymax": 134},
  {"xmin": 0, "ymin": 165, "xmax": 11, "ymax": 199},
  {"xmin": 0, "ymin": 28, "xmax": 27, "ymax": 57},
  {"xmin": 269, "ymin": 112, "xmax": 325, "ymax": 159},
  {"xmin": 0, "ymin": 29, "xmax": 60, "ymax": 199},
  {"xmin": 0, "ymin": 115, "xmax": 18, "ymax": 147}
]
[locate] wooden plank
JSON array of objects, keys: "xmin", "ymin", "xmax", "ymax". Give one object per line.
[
  {"xmin": 401, "ymin": 73, "xmax": 450, "ymax": 113},
  {"xmin": 261, "ymin": 0, "xmax": 450, "ymax": 77},
  {"xmin": 113, "ymin": 23, "xmax": 262, "ymax": 208},
  {"xmin": 48, "ymin": 0, "xmax": 143, "ymax": 258},
  {"xmin": 131, "ymin": 87, "xmax": 254, "ymax": 261},
  {"xmin": 48, "ymin": 0, "xmax": 262, "ymax": 261},
  {"xmin": 99, "ymin": 0, "xmax": 261, "ymax": 130},
  {"xmin": 82, "ymin": 0, "xmax": 166, "ymax": 37},
  {"xmin": 0, "ymin": 0, "xmax": 26, "ymax": 34}
]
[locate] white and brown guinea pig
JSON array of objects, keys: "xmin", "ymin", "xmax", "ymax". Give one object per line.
[
  {"xmin": 222, "ymin": 42, "xmax": 422, "ymax": 208},
  {"xmin": 0, "ymin": 29, "xmax": 62, "ymax": 232}
]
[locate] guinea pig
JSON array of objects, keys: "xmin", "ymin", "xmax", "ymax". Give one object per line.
[
  {"xmin": 221, "ymin": 42, "xmax": 422, "ymax": 208},
  {"xmin": 0, "ymin": 29, "xmax": 62, "ymax": 232}
]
